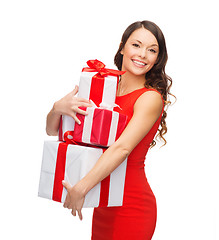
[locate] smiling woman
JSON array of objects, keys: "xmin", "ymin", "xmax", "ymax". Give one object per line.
[
  {"xmin": 115, "ymin": 20, "xmax": 173, "ymax": 147},
  {"xmin": 46, "ymin": 20, "xmax": 173, "ymax": 240}
]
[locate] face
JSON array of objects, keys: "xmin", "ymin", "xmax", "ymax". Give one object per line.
[{"xmin": 120, "ymin": 27, "xmax": 159, "ymax": 78}]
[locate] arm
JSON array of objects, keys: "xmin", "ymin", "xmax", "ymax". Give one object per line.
[
  {"xmin": 62, "ymin": 90, "xmax": 163, "ymax": 219},
  {"xmin": 46, "ymin": 85, "xmax": 93, "ymax": 136}
]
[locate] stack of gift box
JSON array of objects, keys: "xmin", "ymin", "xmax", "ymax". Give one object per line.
[{"xmin": 38, "ymin": 59, "xmax": 128, "ymax": 208}]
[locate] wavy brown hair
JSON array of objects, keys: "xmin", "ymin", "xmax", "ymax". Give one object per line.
[{"xmin": 114, "ymin": 20, "xmax": 174, "ymax": 147}]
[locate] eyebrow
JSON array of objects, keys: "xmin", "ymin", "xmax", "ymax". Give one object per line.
[
  {"xmin": 133, "ymin": 39, "xmax": 159, "ymax": 48},
  {"xmin": 149, "ymin": 44, "xmax": 159, "ymax": 48}
]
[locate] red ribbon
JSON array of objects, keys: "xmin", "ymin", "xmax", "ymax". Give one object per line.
[
  {"xmin": 82, "ymin": 59, "xmax": 126, "ymax": 77},
  {"xmin": 52, "ymin": 141, "xmax": 68, "ymax": 202},
  {"xmin": 98, "ymin": 147, "xmax": 110, "ymax": 207}
]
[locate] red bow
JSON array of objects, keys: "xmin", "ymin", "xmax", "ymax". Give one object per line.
[
  {"xmin": 82, "ymin": 59, "xmax": 125, "ymax": 77},
  {"xmin": 63, "ymin": 131, "xmax": 76, "ymax": 144}
]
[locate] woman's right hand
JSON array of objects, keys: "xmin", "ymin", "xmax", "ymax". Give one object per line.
[
  {"xmin": 46, "ymin": 85, "xmax": 93, "ymax": 136},
  {"xmin": 53, "ymin": 85, "xmax": 93, "ymax": 124}
]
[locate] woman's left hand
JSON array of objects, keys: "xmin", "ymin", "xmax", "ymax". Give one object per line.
[{"xmin": 62, "ymin": 181, "xmax": 85, "ymax": 220}]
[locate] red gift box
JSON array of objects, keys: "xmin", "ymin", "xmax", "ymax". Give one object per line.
[{"xmin": 72, "ymin": 106, "xmax": 127, "ymax": 147}]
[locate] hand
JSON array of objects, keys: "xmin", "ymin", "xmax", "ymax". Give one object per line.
[
  {"xmin": 62, "ymin": 180, "xmax": 85, "ymax": 220},
  {"xmin": 53, "ymin": 85, "xmax": 93, "ymax": 124}
]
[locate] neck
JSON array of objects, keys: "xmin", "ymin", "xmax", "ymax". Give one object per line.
[{"xmin": 117, "ymin": 72, "xmax": 146, "ymax": 96}]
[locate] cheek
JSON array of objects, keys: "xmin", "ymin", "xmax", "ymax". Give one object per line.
[
  {"xmin": 122, "ymin": 45, "xmax": 136, "ymax": 58},
  {"xmin": 149, "ymin": 55, "xmax": 158, "ymax": 65}
]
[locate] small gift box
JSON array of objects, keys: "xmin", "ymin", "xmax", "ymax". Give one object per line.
[
  {"xmin": 78, "ymin": 59, "xmax": 125, "ymax": 107},
  {"xmin": 38, "ymin": 140, "xmax": 127, "ymax": 208},
  {"xmin": 73, "ymin": 106, "xmax": 127, "ymax": 147},
  {"xmin": 59, "ymin": 105, "xmax": 128, "ymax": 147}
]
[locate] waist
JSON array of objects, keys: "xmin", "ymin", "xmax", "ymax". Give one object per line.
[{"xmin": 126, "ymin": 157, "xmax": 145, "ymax": 169}]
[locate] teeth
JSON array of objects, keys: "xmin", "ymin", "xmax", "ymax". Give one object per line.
[{"xmin": 132, "ymin": 60, "xmax": 146, "ymax": 66}]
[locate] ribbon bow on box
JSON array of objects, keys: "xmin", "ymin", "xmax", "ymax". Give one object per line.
[
  {"xmin": 90, "ymin": 99, "xmax": 121, "ymax": 111},
  {"xmin": 83, "ymin": 59, "xmax": 126, "ymax": 77}
]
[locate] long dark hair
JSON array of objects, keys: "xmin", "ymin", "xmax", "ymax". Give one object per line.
[{"xmin": 114, "ymin": 20, "xmax": 174, "ymax": 147}]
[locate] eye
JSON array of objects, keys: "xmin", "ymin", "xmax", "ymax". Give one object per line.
[
  {"xmin": 149, "ymin": 49, "xmax": 157, "ymax": 53},
  {"xmin": 132, "ymin": 43, "xmax": 140, "ymax": 48}
]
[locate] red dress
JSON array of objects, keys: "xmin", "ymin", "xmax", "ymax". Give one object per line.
[{"xmin": 91, "ymin": 88, "xmax": 164, "ymax": 240}]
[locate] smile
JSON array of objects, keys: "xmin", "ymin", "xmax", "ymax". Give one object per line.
[{"xmin": 132, "ymin": 59, "xmax": 147, "ymax": 67}]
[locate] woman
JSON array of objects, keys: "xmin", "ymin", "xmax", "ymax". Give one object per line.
[{"xmin": 46, "ymin": 20, "xmax": 173, "ymax": 240}]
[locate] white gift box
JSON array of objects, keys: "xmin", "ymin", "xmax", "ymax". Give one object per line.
[
  {"xmin": 78, "ymin": 70, "xmax": 118, "ymax": 107},
  {"xmin": 38, "ymin": 141, "xmax": 127, "ymax": 208},
  {"xmin": 78, "ymin": 59, "xmax": 125, "ymax": 107}
]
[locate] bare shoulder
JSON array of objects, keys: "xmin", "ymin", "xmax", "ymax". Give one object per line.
[{"xmin": 134, "ymin": 90, "xmax": 163, "ymax": 114}]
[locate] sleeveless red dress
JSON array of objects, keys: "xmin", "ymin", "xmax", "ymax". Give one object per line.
[{"xmin": 91, "ymin": 88, "xmax": 164, "ymax": 240}]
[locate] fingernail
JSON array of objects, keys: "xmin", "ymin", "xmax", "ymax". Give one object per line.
[{"xmin": 78, "ymin": 121, "xmax": 81, "ymax": 125}]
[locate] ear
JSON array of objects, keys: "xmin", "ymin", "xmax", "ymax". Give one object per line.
[{"xmin": 119, "ymin": 41, "xmax": 124, "ymax": 55}]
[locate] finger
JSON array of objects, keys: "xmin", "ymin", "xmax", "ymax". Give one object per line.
[
  {"xmin": 63, "ymin": 195, "xmax": 69, "ymax": 208},
  {"xmin": 77, "ymin": 209, "xmax": 83, "ymax": 221},
  {"xmin": 72, "ymin": 85, "xmax": 79, "ymax": 96},
  {"xmin": 75, "ymin": 108, "xmax": 89, "ymax": 116},
  {"xmin": 71, "ymin": 208, "xmax": 76, "ymax": 217},
  {"xmin": 76, "ymin": 97, "xmax": 92, "ymax": 104},
  {"xmin": 63, "ymin": 201, "xmax": 68, "ymax": 208},
  {"xmin": 64, "ymin": 196, "xmax": 72, "ymax": 209},
  {"xmin": 78, "ymin": 102, "xmax": 93, "ymax": 108},
  {"xmin": 62, "ymin": 180, "xmax": 71, "ymax": 190},
  {"xmin": 69, "ymin": 112, "xmax": 81, "ymax": 125}
]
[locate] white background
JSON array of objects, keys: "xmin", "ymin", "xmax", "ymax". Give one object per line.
[{"xmin": 0, "ymin": 0, "xmax": 218, "ymax": 239}]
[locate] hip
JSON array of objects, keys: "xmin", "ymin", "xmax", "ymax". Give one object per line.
[{"xmin": 122, "ymin": 167, "xmax": 156, "ymax": 207}]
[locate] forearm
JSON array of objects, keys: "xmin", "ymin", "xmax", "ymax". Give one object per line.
[
  {"xmin": 78, "ymin": 143, "xmax": 129, "ymax": 196},
  {"xmin": 46, "ymin": 103, "xmax": 61, "ymax": 136}
]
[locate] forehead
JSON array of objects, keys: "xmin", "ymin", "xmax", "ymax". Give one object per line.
[{"xmin": 128, "ymin": 27, "xmax": 158, "ymax": 46}]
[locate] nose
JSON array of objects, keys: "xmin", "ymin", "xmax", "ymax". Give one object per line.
[{"xmin": 138, "ymin": 48, "xmax": 147, "ymax": 59}]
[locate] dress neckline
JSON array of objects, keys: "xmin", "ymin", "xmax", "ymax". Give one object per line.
[{"xmin": 116, "ymin": 87, "xmax": 146, "ymax": 98}]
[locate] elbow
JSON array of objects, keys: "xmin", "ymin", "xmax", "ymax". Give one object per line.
[
  {"xmin": 46, "ymin": 128, "xmax": 52, "ymax": 136},
  {"xmin": 120, "ymin": 147, "xmax": 130, "ymax": 159},
  {"xmin": 46, "ymin": 126, "xmax": 50, "ymax": 136},
  {"xmin": 46, "ymin": 127, "xmax": 58, "ymax": 136},
  {"xmin": 112, "ymin": 142, "xmax": 131, "ymax": 161}
]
